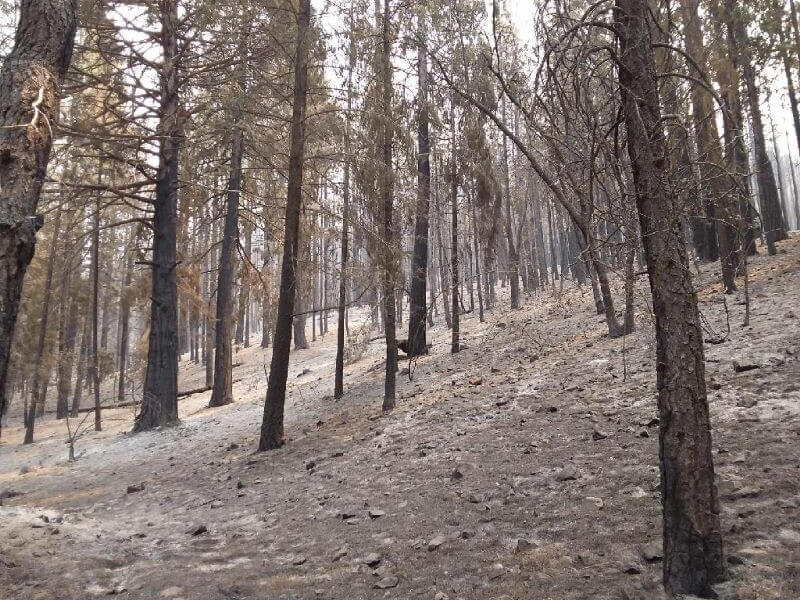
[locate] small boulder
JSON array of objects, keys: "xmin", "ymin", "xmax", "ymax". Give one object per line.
[
  {"xmin": 374, "ymin": 576, "xmax": 399, "ymax": 589},
  {"xmin": 428, "ymin": 534, "xmax": 447, "ymax": 551}
]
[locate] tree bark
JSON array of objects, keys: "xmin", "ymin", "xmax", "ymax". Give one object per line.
[
  {"xmin": 23, "ymin": 206, "xmax": 62, "ymax": 443},
  {"xmin": 725, "ymin": 0, "xmax": 786, "ymax": 252},
  {"xmin": 259, "ymin": 0, "xmax": 310, "ymax": 449},
  {"xmin": 209, "ymin": 120, "xmax": 244, "ymax": 408},
  {"xmin": 616, "ymin": 0, "xmax": 726, "ymax": 593},
  {"xmin": 679, "ymin": 0, "xmax": 738, "ymax": 292},
  {"xmin": 335, "ymin": 13, "xmax": 356, "ymax": 400},
  {"xmin": 0, "ymin": 0, "xmax": 77, "ymax": 440},
  {"xmin": 134, "ymin": 0, "xmax": 181, "ymax": 432},
  {"xmin": 380, "ymin": 0, "xmax": 397, "ymax": 411},
  {"xmin": 407, "ymin": 24, "xmax": 431, "ymax": 357}
]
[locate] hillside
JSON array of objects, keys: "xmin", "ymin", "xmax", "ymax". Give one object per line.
[{"xmin": 1, "ymin": 236, "xmax": 799, "ymax": 600}]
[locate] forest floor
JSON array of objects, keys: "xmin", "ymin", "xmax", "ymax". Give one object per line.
[{"xmin": 1, "ymin": 236, "xmax": 800, "ymax": 600}]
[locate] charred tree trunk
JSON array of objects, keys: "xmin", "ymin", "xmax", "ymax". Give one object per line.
[
  {"xmin": 335, "ymin": 15, "xmax": 356, "ymax": 400},
  {"xmin": 209, "ymin": 121, "xmax": 244, "ymax": 408},
  {"xmin": 616, "ymin": 0, "xmax": 726, "ymax": 593},
  {"xmin": 407, "ymin": 27, "xmax": 431, "ymax": 357},
  {"xmin": 725, "ymin": 0, "xmax": 786, "ymax": 252},
  {"xmin": 0, "ymin": 0, "xmax": 77, "ymax": 440},
  {"xmin": 260, "ymin": 0, "xmax": 310, "ymax": 449},
  {"xmin": 450, "ymin": 109, "xmax": 460, "ymax": 355},
  {"xmin": 134, "ymin": 0, "xmax": 181, "ymax": 432},
  {"xmin": 23, "ymin": 206, "xmax": 62, "ymax": 443},
  {"xmin": 679, "ymin": 0, "xmax": 738, "ymax": 292},
  {"xmin": 117, "ymin": 251, "xmax": 133, "ymax": 405},
  {"xmin": 380, "ymin": 0, "xmax": 397, "ymax": 411},
  {"xmin": 56, "ymin": 262, "xmax": 77, "ymax": 419}
]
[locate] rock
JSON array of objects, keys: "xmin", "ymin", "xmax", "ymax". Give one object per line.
[
  {"xmin": 468, "ymin": 376, "xmax": 483, "ymax": 386},
  {"xmin": 434, "ymin": 593, "xmax": 450, "ymax": 600},
  {"xmin": 236, "ymin": 480, "xmax": 245, "ymax": 489},
  {"xmin": 450, "ymin": 468, "xmax": 464, "ymax": 481},
  {"xmin": 340, "ymin": 510, "xmax": 357, "ymax": 520},
  {"xmin": 491, "ymin": 366, "xmax": 501, "ymax": 373},
  {"xmin": 709, "ymin": 380, "xmax": 723, "ymax": 390},
  {"xmin": 188, "ymin": 524, "xmax": 207, "ymax": 536},
  {"xmin": 368, "ymin": 509, "xmax": 385, "ymax": 519},
  {"xmin": 374, "ymin": 576, "xmax": 399, "ymax": 589},
  {"xmin": 227, "ymin": 443, "xmax": 239, "ymax": 451},
  {"xmin": 292, "ymin": 555, "xmax": 307, "ymax": 565},
  {"xmin": 428, "ymin": 534, "xmax": 446, "ymax": 551},
  {"xmin": 735, "ymin": 398, "xmax": 758, "ymax": 408},
  {"xmin": 640, "ymin": 542, "xmax": 662, "ymax": 562},
  {"xmin": 361, "ymin": 552, "xmax": 382, "ymax": 567},
  {"xmin": 297, "ymin": 368, "xmax": 312, "ymax": 377},
  {"xmin": 496, "ymin": 398, "xmax": 509, "ymax": 407},
  {"xmin": 638, "ymin": 429, "xmax": 649, "ymax": 438},
  {"xmin": 510, "ymin": 538, "xmax": 535, "ymax": 553},
  {"xmin": 331, "ymin": 547, "xmax": 348, "ymax": 562},
  {"xmin": 778, "ymin": 528, "xmax": 800, "ymax": 544},
  {"xmin": 727, "ymin": 554, "xmax": 745, "ymax": 566},
  {"xmin": 210, "ymin": 500, "xmax": 223, "ymax": 509},
  {"xmin": 584, "ymin": 496, "xmax": 604, "ymax": 510},
  {"xmin": 732, "ymin": 360, "xmax": 760, "ymax": 373},
  {"xmin": 305, "ymin": 460, "xmax": 316, "ymax": 471},
  {"xmin": 630, "ymin": 487, "xmax": 647, "ymax": 499},
  {"xmin": 728, "ymin": 486, "xmax": 761, "ymax": 500},
  {"xmin": 126, "ymin": 483, "xmax": 145, "ymax": 494},
  {"xmin": 623, "ymin": 564, "xmax": 642, "ymax": 575},
  {"xmin": 592, "ymin": 427, "xmax": 609, "ymax": 441},
  {"xmin": 555, "ymin": 465, "xmax": 579, "ymax": 482},
  {"xmin": 0, "ymin": 489, "xmax": 23, "ymax": 501}
]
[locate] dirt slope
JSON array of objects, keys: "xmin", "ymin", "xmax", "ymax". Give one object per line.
[{"xmin": 1, "ymin": 236, "xmax": 799, "ymax": 600}]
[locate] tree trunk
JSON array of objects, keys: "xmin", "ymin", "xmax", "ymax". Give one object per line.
[
  {"xmin": 725, "ymin": 0, "xmax": 786, "ymax": 252},
  {"xmin": 380, "ymin": 0, "xmax": 397, "ymax": 411},
  {"xmin": 335, "ymin": 14, "xmax": 356, "ymax": 400},
  {"xmin": 117, "ymin": 251, "xmax": 133, "ymax": 405},
  {"xmin": 71, "ymin": 314, "xmax": 89, "ymax": 417},
  {"xmin": 209, "ymin": 122, "xmax": 244, "ymax": 408},
  {"xmin": 135, "ymin": 0, "xmax": 181, "ymax": 432},
  {"xmin": 407, "ymin": 25, "xmax": 431, "ymax": 356},
  {"xmin": 260, "ymin": 0, "xmax": 310, "ymax": 449},
  {"xmin": 23, "ymin": 206, "xmax": 62, "ymax": 443},
  {"xmin": 91, "ymin": 194, "xmax": 101, "ymax": 431},
  {"xmin": 616, "ymin": 0, "xmax": 726, "ymax": 593},
  {"xmin": 56, "ymin": 263, "xmax": 77, "ymax": 419},
  {"xmin": 450, "ymin": 109, "xmax": 460, "ymax": 354},
  {"xmin": 679, "ymin": 0, "xmax": 738, "ymax": 292},
  {"xmin": 0, "ymin": 0, "xmax": 77, "ymax": 440}
]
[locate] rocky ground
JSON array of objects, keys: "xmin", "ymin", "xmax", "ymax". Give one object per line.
[{"xmin": 1, "ymin": 235, "xmax": 799, "ymax": 600}]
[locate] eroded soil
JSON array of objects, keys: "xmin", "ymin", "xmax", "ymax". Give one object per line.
[{"xmin": 1, "ymin": 236, "xmax": 799, "ymax": 600}]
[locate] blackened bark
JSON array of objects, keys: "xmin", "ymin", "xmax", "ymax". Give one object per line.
[
  {"xmin": 209, "ymin": 124, "xmax": 244, "ymax": 408},
  {"xmin": 335, "ymin": 16, "xmax": 356, "ymax": 400},
  {"xmin": 259, "ymin": 0, "xmax": 310, "ymax": 449},
  {"xmin": 23, "ymin": 206, "xmax": 61, "ymax": 443},
  {"xmin": 56, "ymin": 262, "xmax": 77, "ymax": 418},
  {"xmin": 71, "ymin": 314, "xmax": 88, "ymax": 417},
  {"xmin": 380, "ymin": 0, "xmax": 397, "ymax": 411},
  {"xmin": 91, "ymin": 195, "xmax": 101, "ymax": 431},
  {"xmin": 679, "ymin": 0, "xmax": 738, "ymax": 292},
  {"xmin": 725, "ymin": 0, "xmax": 786, "ymax": 251},
  {"xmin": 450, "ymin": 110, "xmax": 460, "ymax": 355},
  {"xmin": 117, "ymin": 251, "xmax": 133, "ymax": 405},
  {"xmin": 0, "ymin": 0, "xmax": 77, "ymax": 440},
  {"xmin": 616, "ymin": 0, "xmax": 725, "ymax": 594},
  {"xmin": 134, "ymin": 0, "xmax": 181, "ymax": 432},
  {"xmin": 407, "ymin": 29, "xmax": 431, "ymax": 356}
]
